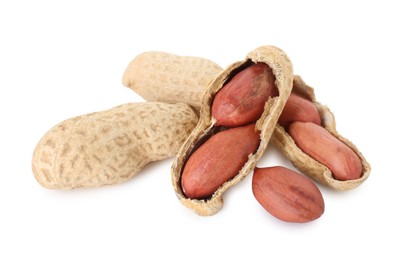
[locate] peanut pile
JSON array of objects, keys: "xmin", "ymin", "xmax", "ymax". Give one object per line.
[{"xmin": 32, "ymin": 45, "xmax": 370, "ymax": 223}]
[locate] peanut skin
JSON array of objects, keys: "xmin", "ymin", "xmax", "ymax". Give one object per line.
[
  {"xmin": 278, "ymin": 93, "xmax": 321, "ymax": 129},
  {"xmin": 32, "ymin": 102, "xmax": 198, "ymax": 189},
  {"xmin": 252, "ymin": 166, "xmax": 324, "ymax": 223},
  {"xmin": 288, "ymin": 122, "xmax": 362, "ymax": 181},
  {"xmin": 181, "ymin": 124, "xmax": 260, "ymax": 199},
  {"xmin": 212, "ymin": 63, "xmax": 277, "ymax": 127},
  {"xmin": 172, "ymin": 46, "xmax": 294, "ymax": 216},
  {"xmin": 122, "ymin": 50, "xmax": 369, "ymax": 190}
]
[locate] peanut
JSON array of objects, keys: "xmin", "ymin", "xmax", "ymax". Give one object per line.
[
  {"xmin": 181, "ymin": 124, "xmax": 260, "ymax": 199},
  {"xmin": 288, "ymin": 121, "xmax": 362, "ymax": 181},
  {"xmin": 123, "ymin": 52, "xmax": 370, "ymax": 190},
  {"xmin": 278, "ymin": 93, "xmax": 321, "ymax": 129},
  {"xmin": 32, "ymin": 102, "xmax": 198, "ymax": 189},
  {"xmin": 122, "ymin": 51, "xmax": 223, "ymax": 109},
  {"xmin": 172, "ymin": 45, "xmax": 293, "ymax": 216},
  {"xmin": 212, "ymin": 62, "xmax": 278, "ymax": 127},
  {"xmin": 252, "ymin": 166, "xmax": 324, "ymax": 223}
]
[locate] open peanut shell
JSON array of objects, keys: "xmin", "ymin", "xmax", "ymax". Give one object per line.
[
  {"xmin": 271, "ymin": 76, "xmax": 371, "ymax": 191},
  {"xmin": 171, "ymin": 45, "xmax": 294, "ymax": 216}
]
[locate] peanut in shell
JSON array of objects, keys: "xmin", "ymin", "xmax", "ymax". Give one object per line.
[
  {"xmin": 171, "ymin": 45, "xmax": 294, "ymax": 216},
  {"xmin": 32, "ymin": 102, "xmax": 198, "ymax": 189},
  {"xmin": 270, "ymin": 76, "xmax": 371, "ymax": 190},
  {"xmin": 122, "ymin": 50, "xmax": 371, "ymax": 191},
  {"xmin": 122, "ymin": 51, "xmax": 222, "ymax": 109}
]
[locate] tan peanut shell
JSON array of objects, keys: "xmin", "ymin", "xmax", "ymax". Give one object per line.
[
  {"xmin": 121, "ymin": 50, "xmax": 371, "ymax": 191},
  {"xmin": 122, "ymin": 51, "xmax": 223, "ymax": 109},
  {"xmin": 32, "ymin": 102, "xmax": 198, "ymax": 189},
  {"xmin": 270, "ymin": 76, "xmax": 371, "ymax": 190},
  {"xmin": 171, "ymin": 45, "xmax": 294, "ymax": 216}
]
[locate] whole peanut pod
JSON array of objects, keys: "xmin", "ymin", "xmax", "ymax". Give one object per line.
[
  {"xmin": 122, "ymin": 51, "xmax": 222, "ymax": 109},
  {"xmin": 252, "ymin": 166, "xmax": 324, "ymax": 223},
  {"xmin": 172, "ymin": 45, "xmax": 293, "ymax": 216},
  {"xmin": 277, "ymin": 93, "xmax": 321, "ymax": 129},
  {"xmin": 182, "ymin": 124, "xmax": 260, "ymax": 199},
  {"xmin": 289, "ymin": 122, "xmax": 362, "ymax": 181},
  {"xmin": 212, "ymin": 62, "xmax": 278, "ymax": 127},
  {"xmin": 32, "ymin": 102, "xmax": 198, "ymax": 189}
]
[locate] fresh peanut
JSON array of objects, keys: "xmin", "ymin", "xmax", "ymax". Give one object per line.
[
  {"xmin": 32, "ymin": 102, "xmax": 198, "ymax": 189},
  {"xmin": 212, "ymin": 62, "xmax": 278, "ymax": 127},
  {"xmin": 181, "ymin": 124, "xmax": 260, "ymax": 199},
  {"xmin": 252, "ymin": 166, "xmax": 324, "ymax": 223},
  {"xmin": 289, "ymin": 121, "xmax": 362, "ymax": 181},
  {"xmin": 123, "ymin": 52, "xmax": 370, "ymax": 190},
  {"xmin": 269, "ymin": 76, "xmax": 370, "ymax": 190},
  {"xmin": 122, "ymin": 51, "xmax": 222, "ymax": 109},
  {"xmin": 278, "ymin": 93, "xmax": 321, "ymax": 129},
  {"xmin": 172, "ymin": 46, "xmax": 293, "ymax": 216}
]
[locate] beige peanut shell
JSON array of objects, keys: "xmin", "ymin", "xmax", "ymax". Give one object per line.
[
  {"xmin": 32, "ymin": 102, "xmax": 198, "ymax": 189},
  {"xmin": 122, "ymin": 51, "xmax": 223, "ymax": 109},
  {"xmin": 270, "ymin": 76, "xmax": 371, "ymax": 190},
  {"xmin": 171, "ymin": 45, "xmax": 294, "ymax": 216},
  {"xmin": 121, "ymin": 50, "xmax": 371, "ymax": 191}
]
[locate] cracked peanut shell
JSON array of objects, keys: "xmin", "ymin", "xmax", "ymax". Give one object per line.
[
  {"xmin": 171, "ymin": 45, "xmax": 294, "ymax": 216},
  {"xmin": 270, "ymin": 76, "xmax": 371, "ymax": 190},
  {"xmin": 121, "ymin": 49, "xmax": 371, "ymax": 191}
]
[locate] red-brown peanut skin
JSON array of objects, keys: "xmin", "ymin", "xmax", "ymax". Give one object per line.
[
  {"xmin": 181, "ymin": 124, "xmax": 260, "ymax": 200},
  {"xmin": 278, "ymin": 93, "xmax": 321, "ymax": 129},
  {"xmin": 289, "ymin": 122, "xmax": 363, "ymax": 181},
  {"xmin": 212, "ymin": 63, "xmax": 277, "ymax": 127},
  {"xmin": 252, "ymin": 166, "xmax": 325, "ymax": 223}
]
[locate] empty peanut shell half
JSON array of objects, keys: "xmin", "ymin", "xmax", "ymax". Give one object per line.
[
  {"xmin": 171, "ymin": 45, "xmax": 294, "ymax": 216},
  {"xmin": 271, "ymin": 76, "xmax": 371, "ymax": 190}
]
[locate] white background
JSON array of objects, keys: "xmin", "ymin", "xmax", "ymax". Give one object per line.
[{"xmin": 1, "ymin": 1, "xmax": 405, "ymax": 259}]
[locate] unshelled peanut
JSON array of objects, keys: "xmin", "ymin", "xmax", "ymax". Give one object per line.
[
  {"xmin": 32, "ymin": 102, "xmax": 198, "ymax": 189},
  {"xmin": 122, "ymin": 51, "xmax": 222, "ymax": 109}
]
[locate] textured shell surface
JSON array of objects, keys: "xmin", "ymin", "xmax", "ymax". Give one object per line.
[
  {"xmin": 122, "ymin": 51, "xmax": 223, "ymax": 109},
  {"xmin": 32, "ymin": 102, "xmax": 198, "ymax": 189}
]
